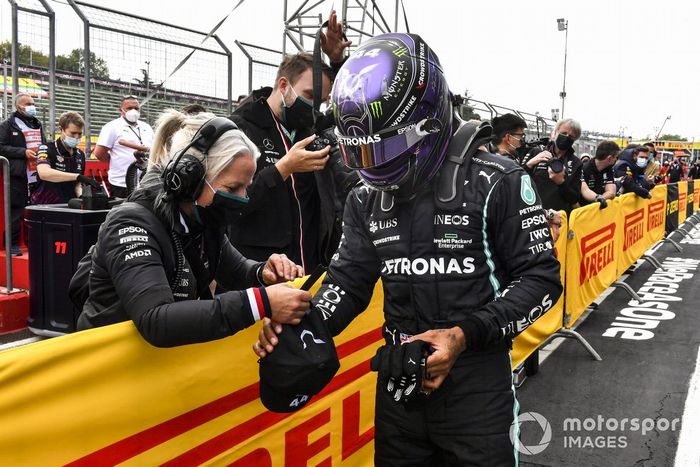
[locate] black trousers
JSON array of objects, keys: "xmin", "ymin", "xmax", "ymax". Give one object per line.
[
  {"xmin": 109, "ymin": 184, "xmax": 128, "ymax": 199},
  {"xmin": 374, "ymin": 344, "xmax": 518, "ymax": 467}
]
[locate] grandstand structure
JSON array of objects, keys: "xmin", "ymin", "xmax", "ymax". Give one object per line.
[{"xmin": 19, "ymin": 65, "xmax": 229, "ymax": 135}]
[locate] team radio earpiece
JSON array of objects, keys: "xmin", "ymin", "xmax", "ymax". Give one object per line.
[{"xmin": 162, "ymin": 117, "xmax": 238, "ymax": 200}]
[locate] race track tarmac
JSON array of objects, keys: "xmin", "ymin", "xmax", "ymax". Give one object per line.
[{"xmin": 517, "ymin": 219, "xmax": 700, "ymax": 467}]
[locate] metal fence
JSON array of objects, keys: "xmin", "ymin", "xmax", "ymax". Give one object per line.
[
  {"xmin": 467, "ymin": 97, "xmax": 621, "ymax": 157},
  {"xmin": 7, "ymin": 0, "xmax": 55, "ymax": 134},
  {"xmin": 67, "ymin": 0, "xmax": 232, "ymax": 156},
  {"xmin": 235, "ymin": 41, "xmax": 284, "ymax": 94}
]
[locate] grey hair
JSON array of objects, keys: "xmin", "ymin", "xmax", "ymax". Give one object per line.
[
  {"xmin": 13, "ymin": 92, "xmax": 32, "ymax": 107},
  {"xmin": 554, "ymin": 118, "xmax": 582, "ymax": 140},
  {"xmin": 133, "ymin": 109, "xmax": 260, "ymax": 229}
]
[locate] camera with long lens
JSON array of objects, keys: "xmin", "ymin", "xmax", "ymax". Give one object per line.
[
  {"xmin": 306, "ymin": 109, "xmax": 338, "ymax": 153},
  {"xmin": 548, "ymin": 158, "xmax": 565, "ymax": 173}
]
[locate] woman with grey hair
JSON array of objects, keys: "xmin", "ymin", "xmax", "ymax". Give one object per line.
[{"xmin": 77, "ymin": 110, "xmax": 311, "ymax": 347}]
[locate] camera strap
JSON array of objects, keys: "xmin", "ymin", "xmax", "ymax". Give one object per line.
[
  {"xmin": 312, "ymin": 21, "xmax": 327, "ymax": 122},
  {"xmin": 435, "ymin": 120, "xmax": 493, "ymax": 210}
]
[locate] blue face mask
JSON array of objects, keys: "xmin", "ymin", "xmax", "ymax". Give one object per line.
[
  {"xmin": 63, "ymin": 136, "xmax": 81, "ymax": 149},
  {"xmin": 637, "ymin": 158, "xmax": 648, "ymax": 169},
  {"xmin": 23, "ymin": 105, "xmax": 37, "ymax": 118}
]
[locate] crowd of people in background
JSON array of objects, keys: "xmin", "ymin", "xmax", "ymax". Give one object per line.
[{"xmin": 490, "ymin": 112, "xmax": 697, "ymax": 232}]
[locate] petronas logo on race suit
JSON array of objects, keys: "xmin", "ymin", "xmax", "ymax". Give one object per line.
[
  {"xmin": 521, "ymin": 175, "xmax": 537, "ymax": 206},
  {"xmin": 369, "ymin": 101, "xmax": 383, "ymax": 118},
  {"xmin": 392, "ymin": 47, "xmax": 409, "ymax": 57}
]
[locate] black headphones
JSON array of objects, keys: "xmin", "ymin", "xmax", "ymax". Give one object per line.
[{"xmin": 162, "ymin": 117, "xmax": 238, "ymax": 201}]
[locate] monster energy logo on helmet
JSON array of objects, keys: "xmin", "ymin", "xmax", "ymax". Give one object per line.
[
  {"xmin": 392, "ymin": 46, "xmax": 409, "ymax": 57},
  {"xmin": 369, "ymin": 101, "xmax": 383, "ymax": 118}
]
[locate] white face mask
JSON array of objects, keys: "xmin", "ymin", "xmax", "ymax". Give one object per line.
[
  {"xmin": 23, "ymin": 105, "xmax": 37, "ymax": 117},
  {"xmin": 124, "ymin": 109, "xmax": 140, "ymax": 123}
]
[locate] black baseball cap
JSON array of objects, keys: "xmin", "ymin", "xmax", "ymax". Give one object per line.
[{"xmin": 258, "ymin": 310, "xmax": 340, "ymax": 413}]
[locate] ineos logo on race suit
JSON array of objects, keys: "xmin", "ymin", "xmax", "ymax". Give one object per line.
[
  {"xmin": 501, "ymin": 294, "xmax": 554, "ymax": 336},
  {"xmin": 382, "ymin": 257, "xmax": 476, "ymax": 276},
  {"xmin": 434, "ymin": 214, "xmax": 469, "ymax": 226}
]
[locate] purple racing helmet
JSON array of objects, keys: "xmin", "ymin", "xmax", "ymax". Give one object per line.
[{"xmin": 331, "ymin": 33, "xmax": 453, "ymax": 192}]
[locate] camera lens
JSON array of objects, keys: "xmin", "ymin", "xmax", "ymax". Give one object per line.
[{"xmin": 549, "ymin": 158, "xmax": 564, "ymax": 173}]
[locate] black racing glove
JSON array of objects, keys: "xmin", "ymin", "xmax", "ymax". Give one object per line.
[
  {"xmin": 77, "ymin": 174, "xmax": 100, "ymax": 190},
  {"xmin": 370, "ymin": 340, "xmax": 428, "ymax": 406},
  {"xmin": 594, "ymin": 195, "xmax": 608, "ymax": 210}
]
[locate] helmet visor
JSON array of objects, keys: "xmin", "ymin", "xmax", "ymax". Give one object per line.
[{"xmin": 336, "ymin": 118, "xmax": 442, "ymax": 170}]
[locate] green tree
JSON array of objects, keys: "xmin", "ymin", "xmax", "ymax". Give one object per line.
[
  {"xmin": 659, "ymin": 134, "xmax": 687, "ymax": 141},
  {"xmin": 56, "ymin": 48, "xmax": 110, "ymax": 79},
  {"xmin": 0, "ymin": 41, "xmax": 49, "ymax": 67}
]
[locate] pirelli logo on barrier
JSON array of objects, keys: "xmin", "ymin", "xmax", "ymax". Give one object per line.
[
  {"xmin": 679, "ymin": 191, "xmax": 687, "ymax": 209},
  {"xmin": 647, "ymin": 200, "xmax": 665, "ymax": 232},
  {"xmin": 623, "ymin": 209, "xmax": 645, "ymax": 251},
  {"xmin": 579, "ymin": 223, "xmax": 616, "ymax": 285},
  {"xmin": 667, "ymin": 199, "xmax": 678, "ymax": 215}
]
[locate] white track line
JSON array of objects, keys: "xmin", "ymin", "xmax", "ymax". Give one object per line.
[{"xmin": 674, "ymin": 345, "xmax": 700, "ymax": 467}]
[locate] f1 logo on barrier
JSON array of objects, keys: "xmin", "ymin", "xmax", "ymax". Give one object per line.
[
  {"xmin": 579, "ymin": 224, "xmax": 615, "ymax": 285},
  {"xmin": 647, "ymin": 201, "xmax": 665, "ymax": 232},
  {"xmin": 623, "ymin": 209, "xmax": 644, "ymax": 252}
]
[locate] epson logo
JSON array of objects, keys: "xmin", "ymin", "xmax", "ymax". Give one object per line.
[
  {"xmin": 382, "ymin": 257, "xmax": 476, "ymax": 276},
  {"xmin": 337, "ymin": 134, "xmax": 381, "ymax": 146},
  {"xmin": 397, "ymin": 123, "xmax": 417, "ymax": 135},
  {"xmin": 434, "ymin": 214, "xmax": 469, "ymax": 226},
  {"xmin": 118, "ymin": 226, "xmax": 146, "ymax": 236}
]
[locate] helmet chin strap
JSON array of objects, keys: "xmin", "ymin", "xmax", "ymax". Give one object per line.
[{"xmin": 394, "ymin": 155, "xmax": 421, "ymax": 200}]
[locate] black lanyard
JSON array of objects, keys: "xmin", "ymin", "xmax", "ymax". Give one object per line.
[{"xmin": 128, "ymin": 125, "xmax": 143, "ymax": 145}]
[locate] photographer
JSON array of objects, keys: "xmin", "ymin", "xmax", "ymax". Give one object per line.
[
  {"xmin": 227, "ymin": 11, "xmax": 353, "ymax": 274},
  {"xmin": 613, "ymin": 145, "xmax": 654, "ymax": 199},
  {"xmin": 580, "ymin": 140, "xmax": 618, "ymax": 208},
  {"xmin": 76, "ymin": 111, "xmax": 310, "ymax": 347},
  {"xmin": 521, "ymin": 118, "xmax": 584, "ymax": 214}
]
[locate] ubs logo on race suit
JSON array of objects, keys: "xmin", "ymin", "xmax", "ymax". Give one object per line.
[
  {"xmin": 382, "ymin": 256, "xmax": 476, "ymax": 276},
  {"xmin": 647, "ymin": 200, "xmax": 665, "ymax": 231},
  {"xmin": 579, "ymin": 224, "xmax": 616, "ymax": 284},
  {"xmin": 369, "ymin": 218, "xmax": 398, "ymax": 234},
  {"xmin": 623, "ymin": 209, "xmax": 644, "ymax": 251}
]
